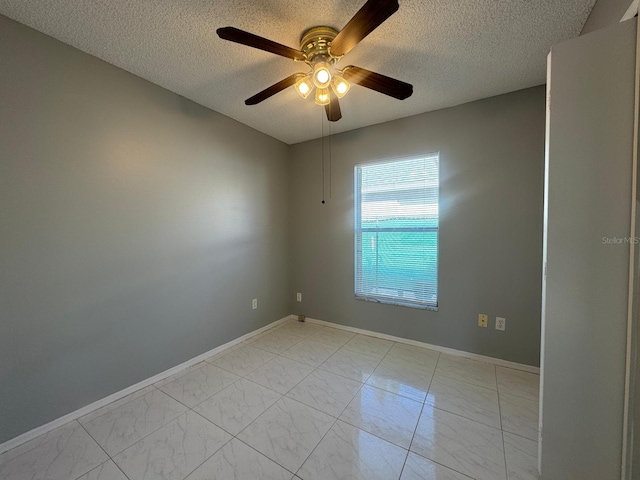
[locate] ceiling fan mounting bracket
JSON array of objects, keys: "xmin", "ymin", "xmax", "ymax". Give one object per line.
[{"xmin": 300, "ymin": 26, "xmax": 341, "ymax": 64}]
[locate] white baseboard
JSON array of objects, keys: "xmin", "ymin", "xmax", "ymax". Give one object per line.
[
  {"xmin": 1, "ymin": 313, "xmax": 539, "ymax": 455},
  {"xmin": 0, "ymin": 316, "xmax": 290, "ymax": 456},
  {"xmin": 303, "ymin": 316, "xmax": 540, "ymax": 374}
]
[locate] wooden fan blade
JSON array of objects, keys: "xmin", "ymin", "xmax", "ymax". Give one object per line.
[
  {"xmin": 245, "ymin": 74, "xmax": 300, "ymax": 105},
  {"xmin": 330, "ymin": 0, "xmax": 399, "ymax": 57},
  {"xmin": 217, "ymin": 27, "xmax": 306, "ymax": 61},
  {"xmin": 342, "ymin": 66, "xmax": 413, "ymax": 100},
  {"xmin": 325, "ymin": 92, "xmax": 342, "ymax": 122}
]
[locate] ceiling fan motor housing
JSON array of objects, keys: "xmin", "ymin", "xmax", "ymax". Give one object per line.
[{"xmin": 300, "ymin": 26, "xmax": 340, "ymax": 63}]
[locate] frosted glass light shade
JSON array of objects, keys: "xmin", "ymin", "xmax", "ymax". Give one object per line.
[
  {"xmin": 315, "ymin": 87, "xmax": 330, "ymax": 105},
  {"xmin": 312, "ymin": 62, "xmax": 332, "ymax": 88},
  {"xmin": 295, "ymin": 75, "xmax": 313, "ymax": 99},
  {"xmin": 331, "ymin": 75, "xmax": 350, "ymax": 98}
]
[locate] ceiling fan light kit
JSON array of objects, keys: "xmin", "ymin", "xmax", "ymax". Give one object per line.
[
  {"xmin": 315, "ymin": 87, "xmax": 331, "ymax": 106},
  {"xmin": 332, "ymin": 75, "xmax": 350, "ymax": 98},
  {"xmin": 294, "ymin": 74, "xmax": 313, "ymax": 99},
  {"xmin": 216, "ymin": 0, "xmax": 413, "ymax": 122},
  {"xmin": 312, "ymin": 61, "xmax": 332, "ymax": 89}
]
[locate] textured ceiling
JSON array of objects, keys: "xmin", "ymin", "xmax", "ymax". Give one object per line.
[{"xmin": 0, "ymin": 0, "xmax": 596, "ymax": 144}]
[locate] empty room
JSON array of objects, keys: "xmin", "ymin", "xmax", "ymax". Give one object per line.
[{"xmin": 1, "ymin": 1, "xmax": 638, "ymax": 479}]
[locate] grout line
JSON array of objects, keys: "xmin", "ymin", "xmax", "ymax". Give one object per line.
[
  {"xmin": 291, "ymin": 350, "xmax": 376, "ymax": 478},
  {"xmin": 110, "ymin": 460, "xmax": 132, "ymax": 480},
  {"xmin": 497, "ymin": 390, "xmax": 505, "ymax": 431},
  {"xmin": 406, "ymin": 406, "xmax": 493, "ymax": 479},
  {"xmin": 432, "ymin": 372, "xmax": 498, "ymax": 389},
  {"xmin": 336, "ymin": 416, "xmax": 413, "ymax": 452},
  {"xmin": 292, "ymin": 409, "xmax": 340, "ymax": 477},
  {"xmin": 303, "ymin": 317, "xmax": 540, "ymax": 374},
  {"xmin": 502, "ymin": 430, "xmax": 510, "ymax": 480},
  {"xmin": 0, "ymin": 316, "xmax": 292, "ymax": 457},
  {"xmin": 228, "ymin": 437, "xmax": 298, "ymax": 478},
  {"xmin": 75, "ymin": 421, "xmax": 133, "ymax": 480},
  {"xmin": 97, "ymin": 395, "xmax": 188, "ymax": 458},
  {"xmin": 495, "ymin": 370, "xmax": 509, "ymax": 479},
  {"xmin": 405, "ymin": 449, "xmax": 476, "ymax": 479},
  {"xmin": 502, "ymin": 429, "xmax": 539, "ymax": 443},
  {"xmin": 178, "ymin": 409, "xmax": 235, "ymax": 479},
  {"xmin": 398, "ymin": 351, "xmax": 442, "ymax": 479},
  {"xmin": 78, "ymin": 386, "xmax": 157, "ymax": 427},
  {"xmin": 400, "ymin": 406, "xmax": 424, "ymax": 479},
  {"xmin": 81, "ymin": 386, "xmax": 189, "ymax": 460},
  {"xmin": 11, "ymin": 320, "xmax": 532, "ymax": 480}
]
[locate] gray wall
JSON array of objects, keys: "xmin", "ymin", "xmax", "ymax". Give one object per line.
[
  {"xmin": 540, "ymin": 19, "xmax": 635, "ymax": 479},
  {"xmin": 582, "ymin": 0, "xmax": 633, "ymax": 34},
  {"xmin": 0, "ymin": 15, "xmax": 290, "ymax": 443},
  {"xmin": 289, "ymin": 86, "xmax": 545, "ymax": 367}
]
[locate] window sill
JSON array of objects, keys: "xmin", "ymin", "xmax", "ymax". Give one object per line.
[{"xmin": 355, "ymin": 295, "xmax": 438, "ymax": 311}]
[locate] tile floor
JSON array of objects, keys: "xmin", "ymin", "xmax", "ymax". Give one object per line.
[{"xmin": 0, "ymin": 320, "xmax": 540, "ymax": 480}]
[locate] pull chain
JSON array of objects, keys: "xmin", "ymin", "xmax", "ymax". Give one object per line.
[
  {"xmin": 328, "ymin": 114, "xmax": 332, "ymax": 200},
  {"xmin": 321, "ymin": 104, "xmax": 325, "ymax": 204}
]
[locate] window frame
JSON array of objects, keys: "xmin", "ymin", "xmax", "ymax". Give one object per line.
[{"xmin": 353, "ymin": 153, "xmax": 440, "ymax": 311}]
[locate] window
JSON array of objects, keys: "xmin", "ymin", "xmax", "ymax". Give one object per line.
[{"xmin": 354, "ymin": 154, "xmax": 439, "ymax": 310}]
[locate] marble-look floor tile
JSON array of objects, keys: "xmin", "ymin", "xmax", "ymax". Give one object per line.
[
  {"xmin": 237, "ymin": 396, "xmax": 334, "ymax": 472},
  {"xmin": 297, "ymin": 420, "xmax": 407, "ymax": 480},
  {"xmin": 499, "ymin": 393, "xmax": 539, "ymax": 441},
  {"xmin": 496, "ymin": 367, "xmax": 540, "ymax": 402},
  {"xmin": 280, "ymin": 339, "xmax": 339, "ymax": 368},
  {"xmin": 245, "ymin": 356, "xmax": 314, "ymax": 394},
  {"xmin": 239, "ymin": 331, "xmax": 270, "ymax": 346},
  {"xmin": 306, "ymin": 327, "xmax": 355, "ymax": 348},
  {"xmin": 77, "ymin": 460, "xmax": 129, "ymax": 480},
  {"xmin": 503, "ymin": 432, "xmax": 539, "ymax": 480},
  {"xmin": 340, "ymin": 385, "xmax": 422, "ymax": 448},
  {"xmin": 79, "ymin": 385, "xmax": 156, "ymax": 424},
  {"xmin": 319, "ymin": 349, "xmax": 380, "ymax": 382},
  {"xmin": 383, "ymin": 344, "xmax": 439, "ymax": 372},
  {"xmin": 275, "ymin": 320, "xmax": 326, "ymax": 338},
  {"xmin": 435, "ymin": 354, "xmax": 497, "ymax": 390},
  {"xmin": 411, "ymin": 406, "xmax": 506, "ymax": 480},
  {"xmin": 113, "ymin": 411, "xmax": 231, "ymax": 480},
  {"xmin": 400, "ymin": 452, "xmax": 472, "ymax": 480},
  {"xmin": 154, "ymin": 362, "xmax": 210, "ymax": 389},
  {"xmin": 158, "ymin": 363, "xmax": 239, "ymax": 407},
  {"xmin": 366, "ymin": 359, "xmax": 433, "ymax": 402},
  {"xmin": 194, "ymin": 378, "xmax": 281, "ymax": 435},
  {"xmin": 342, "ymin": 335, "xmax": 394, "ymax": 360},
  {"xmin": 0, "ymin": 421, "xmax": 108, "ymax": 480},
  {"xmin": 249, "ymin": 331, "xmax": 302, "ymax": 354},
  {"xmin": 426, "ymin": 375, "xmax": 501, "ymax": 428},
  {"xmin": 208, "ymin": 345, "xmax": 276, "ymax": 377},
  {"xmin": 82, "ymin": 388, "xmax": 188, "ymax": 456},
  {"xmin": 287, "ymin": 369, "xmax": 362, "ymax": 417},
  {"xmin": 185, "ymin": 438, "xmax": 293, "ymax": 480}
]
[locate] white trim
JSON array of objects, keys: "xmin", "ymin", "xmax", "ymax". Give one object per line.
[
  {"xmin": 0, "ymin": 316, "xmax": 290, "ymax": 456},
  {"xmin": 303, "ymin": 316, "xmax": 540, "ymax": 374},
  {"xmin": 539, "ymin": 50, "xmax": 554, "ymax": 475},
  {"xmin": 0, "ymin": 312, "xmax": 539, "ymax": 456},
  {"xmin": 621, "ymin": 14, "xmax": 640, "ymax": 480},
  {"xmin": 622, "ymin": 0, "xmax": 639, "ymax": 23}
]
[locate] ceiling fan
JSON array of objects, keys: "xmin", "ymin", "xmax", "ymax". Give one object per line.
[{"xmin": 216, "ymin": 0, "xmax": 413, "ymax": 122}]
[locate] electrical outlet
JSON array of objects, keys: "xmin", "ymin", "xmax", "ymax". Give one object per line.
[
  {"xmin": 252, "ymin": 298, "xmax": 257, "ymax": 310},
  {"xmin": 478, "ymin": 314, "xmax": 488, "ymax": 328},
  {"xmin": 496, "ymin": 317, "xmax": 506, "ymax": 331},
  {"xmin": 296, "ymin": 292, "xmax": 302, "ymax": 302}
]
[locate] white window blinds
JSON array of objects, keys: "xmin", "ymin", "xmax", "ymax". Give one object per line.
[{"xmin": 354, "ymin": 154, "xmax": 439, "ymax": 310}]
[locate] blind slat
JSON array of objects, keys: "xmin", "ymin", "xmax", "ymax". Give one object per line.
[{"xmin": 355, "ymin": 155, "xmax": 439, "ymax": 310}]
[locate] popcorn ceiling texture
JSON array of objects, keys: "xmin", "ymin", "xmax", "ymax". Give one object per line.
[{"xmin": 0, "ymin": 0, "xmax": 595, "ymax": 144}]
